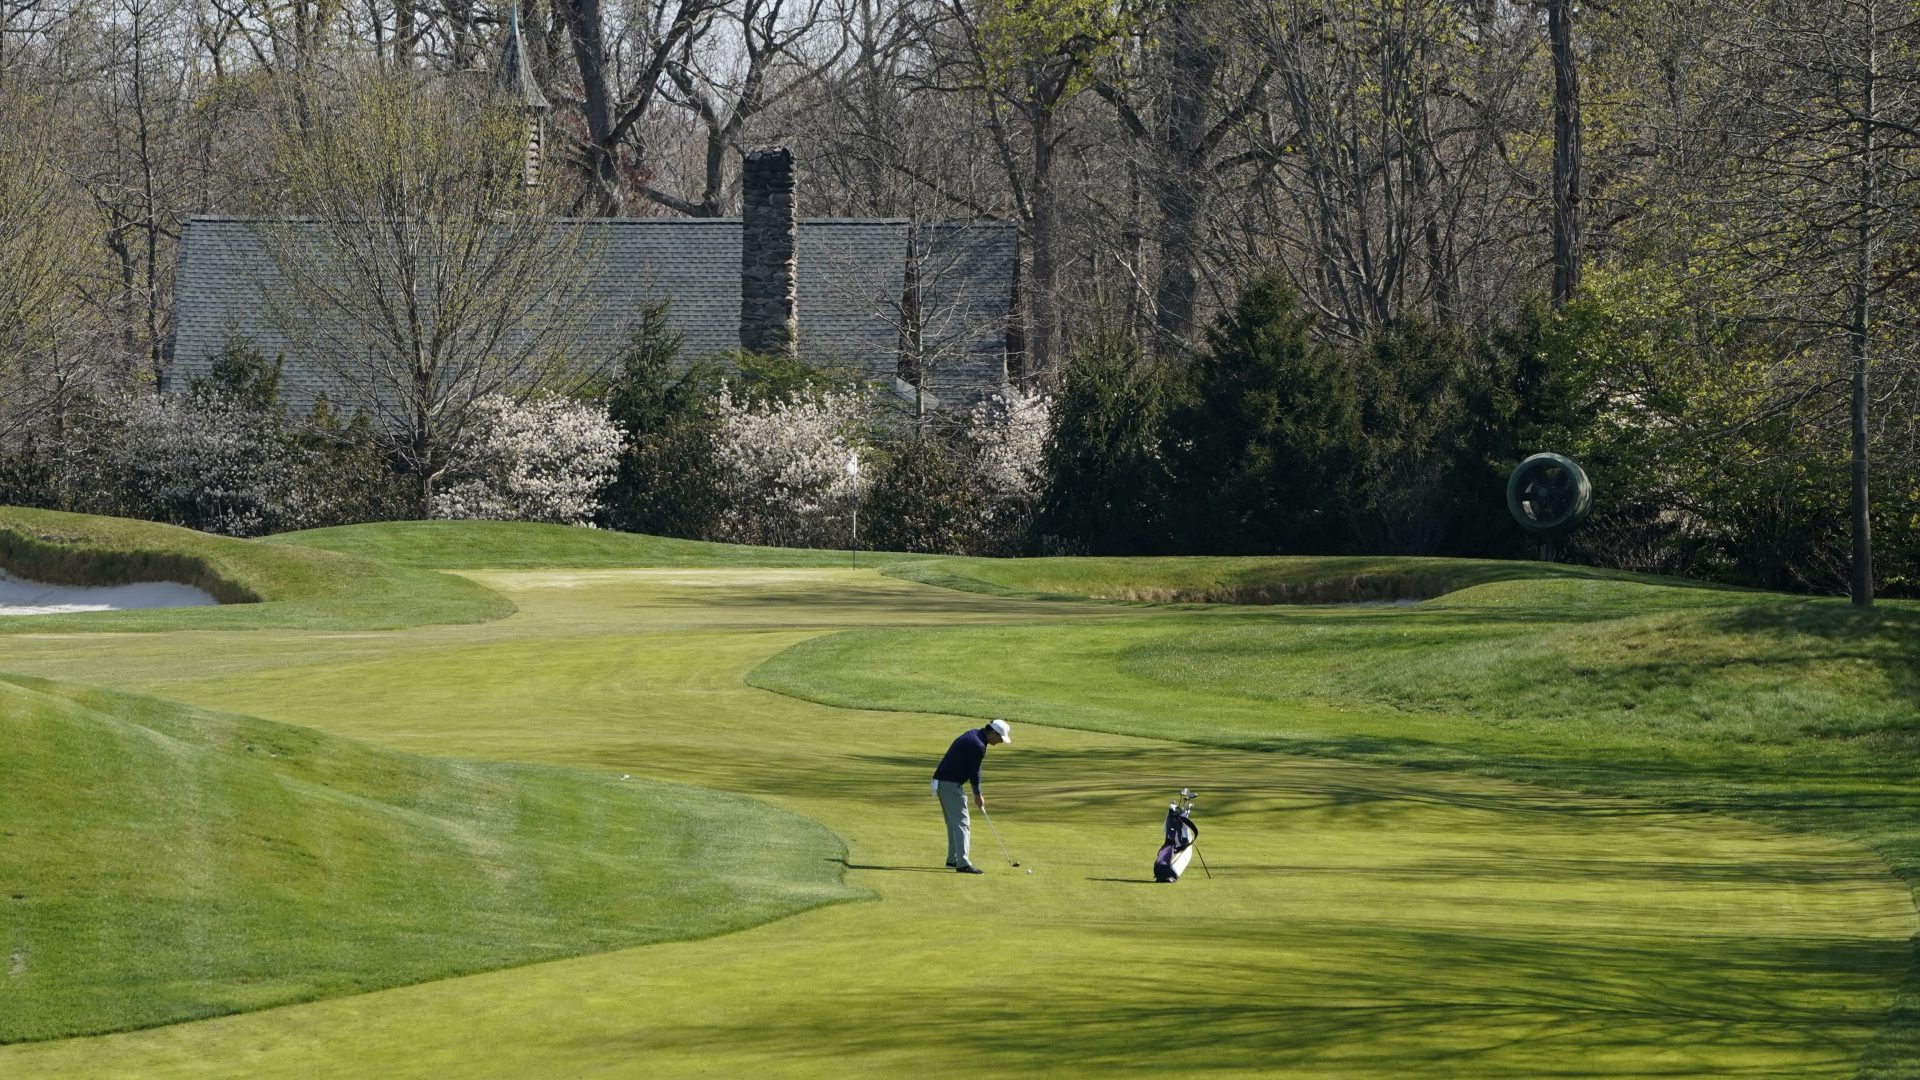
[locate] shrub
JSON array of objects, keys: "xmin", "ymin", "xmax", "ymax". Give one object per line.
[
  {"xmin": 1162, "ymin": 276, "xmax": 1363, "ymax": 555},
  {"xmin": 433, "ymin": 394, "xmax": 623, "ymax": 525},
  {"xmin": 709, "ymin": 385, "xmax": 868, "ymax": 548},
  {"xmin": 299, "ymin": 401, "xmax": 412, "ymax": 526},
  {"xmin": 111, "ymin": 390, "xmax": 308, "ymax": 537},
  {"xmin": 862, "ymin": 429, "xmax": 982, "ymax": 554},
  {"xmin": 600, "ymin": 306, "xmax": 726, "ymax": 538},
  {"xmin": 94, "ymin": 348, "xmax": 314, "ymax": 537},
  {"xmin": 970, "ymin": 394, "xmax": 1049, "ymax": 552}
]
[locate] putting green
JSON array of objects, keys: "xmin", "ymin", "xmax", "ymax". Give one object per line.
[{"xmin": 1, "ymin": 562, "xmax": 1910, "ymax": 1077}]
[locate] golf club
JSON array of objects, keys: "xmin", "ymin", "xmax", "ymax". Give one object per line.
[
  {"xmin": 978, "ymin": 804, "xmax": 1021, "ymax": 868},
  {"xmin": 1183, "ymin": 788, "xmax": 1213, "ymax": 879}
]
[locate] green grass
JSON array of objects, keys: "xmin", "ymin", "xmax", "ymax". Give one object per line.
[
  {"xmin": 273, "ymin": 519, "xmax": 933, "ymax": 570},
  {"xmin": 0, "ymin": 675, "xmax": 858, "ymax": 1043},
  {"xmin": 886, "ymin": 552, "xmax": 1737, "ymax": 604},
  {"xmin": 0, "ymin": 531, "xmax": 1912, "ymax": 1078},
  {"xmin": 751, "ymin": 574, "xmax": 1920, "ymax": 1075},
  {"xmin": 0, "ymin": 508, "xmax": 511, "ymax": 631}
]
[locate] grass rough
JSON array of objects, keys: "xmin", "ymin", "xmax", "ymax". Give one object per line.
[
  {"xmin": 886, "ymin": 553, "xmax": 1739, "ymax": 605},
  {"xmin": 0, "ymin": 674, "xmax": 859, "ymax": 1043},
  {"xmin": 271, "ymin": 519, "xmax": 932, "ymax": 570}
]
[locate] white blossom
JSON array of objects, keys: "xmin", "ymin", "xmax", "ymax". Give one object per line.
[
  {"xmin": 112, "ymin": 392, "xmax": 308, "ymax": 537},
  {"xmin": 433, "ymin": 393, "xmax": 623, "ymax": 526},
  {"xmin": 709, "ymin": 385, "xmax": 870, "ymax": 547},
  {"xmin": 968, "ymin": 392, "xmax": 1049, "ymax": 547},
  {"xmin": 972, "ymin": 393, "xmax": 1050, "ymax": 506}
]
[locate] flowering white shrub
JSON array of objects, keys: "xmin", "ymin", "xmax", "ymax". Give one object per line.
[
  {"xmin": 710, "ymin": 386, "xmax": 869, "ymax": 547},
  {"xmin": 972, "ymin": 393, "xmax": 1049, "ymax": 506},
  {"xmin": 112, "ymin": 391, "xmax": 308, "ymax": 537},
  {"xmin": 434, "ymin": 393, "xmax": 623, "ymax": 525},
  {"xmin": 970, "ymin": 393, "xmax": 1050, "ymax": 547}
]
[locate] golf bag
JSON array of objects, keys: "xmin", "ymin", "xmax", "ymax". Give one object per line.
[{"xmin": 1153, "ymin": 789, "xmax": 1202, "ymax": 882}]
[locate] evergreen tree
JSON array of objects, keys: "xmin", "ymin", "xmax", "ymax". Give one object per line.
[
  {"xmin": 600, "ymin": 303, "xmax": 725, "ymax": 538},
  {"xmin": 1164, "ymin": 273, "xmax": 1362, "ymax": 554},
  {"xmin": 1033, "ymin": 330, "xmax": 1173, "ymax": 554}
]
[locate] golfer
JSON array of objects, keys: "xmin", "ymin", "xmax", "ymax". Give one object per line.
[{"xmin": 932, "ymin": 718, "xmax": 1011, "ymax": 873}]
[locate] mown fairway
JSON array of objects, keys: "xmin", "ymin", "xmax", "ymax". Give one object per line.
[{"xmin": 2, "ymin": 520, "xmax": 1917, "ymax": 1077}]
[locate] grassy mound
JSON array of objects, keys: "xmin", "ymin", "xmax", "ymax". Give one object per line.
[
  {"xmin": 0, "ymin": 676, "xmax": 858, "ymax": 1043},
  {"xmin": 271, "ymin": 519, "xmax": 929, "ymax": 570},
  {"xmin": 886, "ymin": 553, "xmax": 1730, "ymax": 605},
  {"xmin": 751, "ymin": 574, "xmax": 1916, "ymax": 777},
  {"xmin": 0, "ymin": 508, "xmax": 511, "ymax": 632}
]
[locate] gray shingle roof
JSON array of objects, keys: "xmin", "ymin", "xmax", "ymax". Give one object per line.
[{"xmin": 166, "ymin": 216, "xmax": 1018, "ymax": 412}]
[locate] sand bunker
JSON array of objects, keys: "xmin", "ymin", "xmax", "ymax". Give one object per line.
[{"xmin": 0, "ymin": 571, "xmax": 219, "ymax": 615}]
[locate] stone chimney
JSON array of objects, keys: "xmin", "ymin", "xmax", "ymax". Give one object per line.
[{"xmin": 740, "ymin": 147, "xmax": 798, "ymax": 356}]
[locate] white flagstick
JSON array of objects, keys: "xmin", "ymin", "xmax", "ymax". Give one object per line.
[{"xmin": 846, "ymin": 451, "xmax": 861, "ymax": 567}]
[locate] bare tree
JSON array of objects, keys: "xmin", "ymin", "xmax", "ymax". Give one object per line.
[
  {"xmin": 74, "ymin": 0, "xmax": 201, "ymax": 386},
  {"xmin": 1709, "ymin": 0, "xmax": 1920, "ymax": 605},
  {"xmin": 561, "ymin": 0, "xmax": 719, "ymax": 212},
  {"xmin": 912, "ymin": 0, "xmax": 1137, "ymax": 380},
  {"xmin": 646, "ymin": 0, "xmax": 849, "ymax": 215},
  {"xmin": 1240, "ymin": 0, "xmax": 1538, "ymax": 338},
  {"xmin": 261, "ymin": 73, "xmax": 599, "ymax": 515},
  {"xmin": 790, "ymin": 0, "xmax": 1011, "ymax": 222},
  {"xmin": 0, "ymin": 80, "xmax": 103, "ymax": 449},
  {"xmin": 1094, "ymin": 0, "xmax": 1272, "ymax": 356},
  {"xmin": 1548, "ymin": 0, "xmax": 1581, "ymax": 303}
]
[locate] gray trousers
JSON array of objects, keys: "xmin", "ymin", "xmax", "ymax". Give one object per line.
[{"xmin": 934, "ymin": 779, "xmax": 973, "ymax": 869}]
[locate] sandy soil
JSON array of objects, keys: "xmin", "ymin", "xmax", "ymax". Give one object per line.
[{"xmin": 0, "ymin": 571, "xmax": 218, "ymax": 615}]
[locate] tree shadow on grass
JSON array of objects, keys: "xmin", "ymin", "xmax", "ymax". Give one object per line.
[{"xmin": 624, "ymin": 921, "xmax": 1898, "ymax": 1076}]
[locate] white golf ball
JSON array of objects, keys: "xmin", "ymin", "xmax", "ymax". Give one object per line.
[{"xmin": 1026, "ymin": 869, "xmax": 1033, "ymax": 874}]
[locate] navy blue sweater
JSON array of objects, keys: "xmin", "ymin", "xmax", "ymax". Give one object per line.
[{"xmin": 933, "ymin": 728, "xmax": 990, "ymax": 793}]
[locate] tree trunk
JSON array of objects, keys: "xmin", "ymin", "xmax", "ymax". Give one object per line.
[
  {"xmin": 1028, "ymin": 106, "xmax": 1059, "ymax": 381},
  {"xmin": 1150, "ymin": 7, "xmax": 1215, "ymax": 358},
  {"xmin": 412, "ymin": 366, "xmax": 436, "ymax": 518},
  {"xmin": 1851, "ymin": 278, "xmax": 1873, "ymax": 605},
  {"xmin": 698, "ymin": 122, "xmax": 728, "ymax": 216},
  {"xmin": 564, "ymin": 0, "xmax": 624, "ymax": 214},
  {"xmin": 1849, "ymin": 23, "xmax": 1876, "ymax": 606},
  {"xmin": 1549, "ymin": 0, "xmax": 1582, "ymax": 305}
]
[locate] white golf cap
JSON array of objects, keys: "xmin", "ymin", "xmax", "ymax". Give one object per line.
[{"xmin": 988, "ymin": 718, "xmax": 1012, "ymax": 743}]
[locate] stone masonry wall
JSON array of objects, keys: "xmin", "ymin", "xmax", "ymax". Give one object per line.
[{"xmin": 740, "ymin": 147, "xmax": 797, "ymax": 355}]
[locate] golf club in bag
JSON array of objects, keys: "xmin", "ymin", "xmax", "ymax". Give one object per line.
[{"xmin": 1153, "ymin": 788, "xmax": 1211, "ymax": 882}]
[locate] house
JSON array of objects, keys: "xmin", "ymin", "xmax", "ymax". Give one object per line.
[{"xmin": 165, "ymin": 149, "xmax": 1025, "ymax": 414}]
